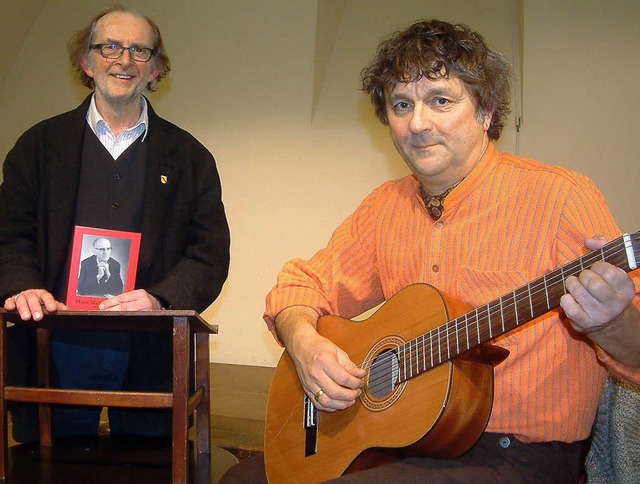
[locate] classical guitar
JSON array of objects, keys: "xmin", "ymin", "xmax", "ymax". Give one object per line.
[{"xmin": 264, "ymin": 232, "xmax": 640, "ymax": 483}]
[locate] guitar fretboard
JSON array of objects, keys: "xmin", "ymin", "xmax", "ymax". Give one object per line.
[{"xmin": 392, "ymin": 233, "xmax": 640, "ymax": 383}]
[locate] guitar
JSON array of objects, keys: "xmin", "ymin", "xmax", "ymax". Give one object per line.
[{"xmin": 264, "ymin": 232, "xmax": 640, "ymax": 483}]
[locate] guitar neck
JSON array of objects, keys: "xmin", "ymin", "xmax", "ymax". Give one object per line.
[{"xmin": 396, "ymin": 232, "xmax": 640, "ymax": 383}]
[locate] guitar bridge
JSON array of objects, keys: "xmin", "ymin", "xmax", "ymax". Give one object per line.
[{"xmin": 303, "ymin": 395, "xmax": 318, "ymax": 457}]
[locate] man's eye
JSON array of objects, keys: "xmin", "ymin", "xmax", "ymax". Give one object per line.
[
  {"xmin": 434, "ymin": 98, "xmax": 451, "ymax": 106},
  {"xmin": 394, "ymin": 101, "xmax": 411, "ymax": 111}
]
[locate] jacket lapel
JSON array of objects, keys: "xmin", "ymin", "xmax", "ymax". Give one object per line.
[
  {"xmin": 46, "ymin": 96, "xmax": 92, "ymax": 277},
  {"xmin": 138, "ymin": 101, "xmax": 175, "ymax": 272}
]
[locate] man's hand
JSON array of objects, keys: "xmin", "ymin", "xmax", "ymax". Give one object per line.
[
  {"xmin": 561, "ymin": 235, "xmax": 636, "ymax": 333},
  {"xmin": 276, "ymin": 306, "xmax": 366, "ymax": 412},
  {"xmin": 98, "ymin": 289, "xmax": 164, "ymax": 311},
  {"xmin": 291, "ymin": 332, "xmax": 366, "ymax": 412},
  {"xmin": 561, "ymin": 235, "xmax": 640, "ymax": 367},
  {"xmin": 97, "ymin": 261, "xmax": 111, "ymax": 282},
  {"xmin": 3, "ymin": 289, "xmax": 68, "ymax": 321}
]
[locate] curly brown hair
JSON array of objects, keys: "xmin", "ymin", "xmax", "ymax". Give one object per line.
[
  {"xmin": 67, "ymin": 3, "xmax": 171, "ymax": 92},
  {"xmin": 361, "ymin": 19, "xmax": 511, "ymax": 141}
]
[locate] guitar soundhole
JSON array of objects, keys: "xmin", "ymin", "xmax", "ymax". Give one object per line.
[
  {"xmin": 368, "ymin": 349, "xmax": 399, "ymax": 399},
  {"xmin": 361, "ymin": 336, "xmax": 406, "ymax": 411}
]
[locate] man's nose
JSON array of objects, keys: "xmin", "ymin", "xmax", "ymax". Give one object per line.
[
  {"xmin": 116, "ymin": 49, "xmax": 135, "ymax": 65},
  {"xmin": 409, "ymin": 103, "xmax": 434, "ymax": 133}
]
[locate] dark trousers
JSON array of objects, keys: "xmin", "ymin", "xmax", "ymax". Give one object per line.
[
  {"xmin": 221, "ymin": 432, "xmax": 585, "ymax": 483},
  {"xmin": 51, "ymin": 339, "xmax": 130, "ymax": 437},
  {"xmin": 8, "ymin": 327, "xmax": 173, "ymax": 442}
]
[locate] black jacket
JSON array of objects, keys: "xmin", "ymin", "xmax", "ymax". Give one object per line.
[
  {"xmin": 0, "ymin": 95, "xmax": 230, "ymax": 439},
  {"xmin": 77, "ymin": 255, "xmax": 124, "ymax": 297},
  {"xmin": 0, "ymin": 94, "xmax": 230, "ymax": 310}
]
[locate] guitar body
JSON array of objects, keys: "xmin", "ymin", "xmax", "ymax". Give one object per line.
[
  {"xmin": 264, "ymin": 284, "xmax": 508, "ymax": 483},
  {"xmin": 265, "ymin": 233, "xmax": 640, "ymax": 482}
]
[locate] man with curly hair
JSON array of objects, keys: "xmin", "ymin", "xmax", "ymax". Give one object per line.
[{"xmin": 224, "ymin": 19, "xmax": 640, "ymax": 483}]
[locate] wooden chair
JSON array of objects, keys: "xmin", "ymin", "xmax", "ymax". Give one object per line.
[{"xmin": 0, "ymin": 310, "xmax": 216, "ymax": 483}]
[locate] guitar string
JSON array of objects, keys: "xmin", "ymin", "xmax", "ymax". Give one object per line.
[
  {"xmin": 359, "ymin": 239, "xmax": 634, "ymax": 395},
  {"xmin": 396, "ymin": 241, "xmax": 632, "ymax": 372},
  {"xmin": 361, "ymin": 241, "xmax": 627, "ymax": 393},
  {"xmin": 364, "ymin": 239, "xmax": 636, "ymax": 394}
]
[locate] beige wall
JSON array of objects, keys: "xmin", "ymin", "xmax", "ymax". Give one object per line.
[
  {"xmin": 1, "ymin": 0, "xmax": 638, "ymax": 368},
  {"xmin": 519, "ymin": 0, "xmax": 640, "ymax": 230}
]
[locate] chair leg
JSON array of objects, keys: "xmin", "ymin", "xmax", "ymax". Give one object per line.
[
  {"xmin": 172, "ymin": 317, "xmax": 190, "ymax": 484},
  {"xmin": 195, "ymin": 332, "xmax": 211, "ymax": 455},
  {"xmin": 36, "ymin": 328, "xmax": 53, "ymax": 446}
]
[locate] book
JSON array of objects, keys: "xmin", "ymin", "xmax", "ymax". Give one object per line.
[{"xmin": 66, "ymin": 226, "xmax": 141, "ymax": 310}]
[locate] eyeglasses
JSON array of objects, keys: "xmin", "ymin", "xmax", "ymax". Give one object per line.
[{"xmin": 90, "ymin": 43, "xmax": 155, "ymax": 62}]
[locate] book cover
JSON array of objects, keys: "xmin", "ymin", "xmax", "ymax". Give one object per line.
[{"xmin": 66, "ymin": 226, "xmax": 141, "ymax": 310}]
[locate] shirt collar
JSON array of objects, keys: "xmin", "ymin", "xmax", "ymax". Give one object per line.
[
  {"xmin": 414, "ymin": 141, "xmax": 498, "ymax": 218},
  {"xmin": 86, "ymin": 93, "xmax": 149, "ymax": 142}
]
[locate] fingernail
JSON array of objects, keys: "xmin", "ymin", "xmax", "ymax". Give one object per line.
[{"xmin": 34, "ymin": 312, "xmax": 42, "ymax": 320}]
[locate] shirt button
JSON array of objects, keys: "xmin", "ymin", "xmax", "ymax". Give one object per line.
[
  {"xmin": 435, "ymin": 221, "xmax": 444, "ymax": 229},
  {"xmin": 111, "ymin": 202, "xmax": 120, "ymax": 209},
  {"xmin": 113, "ymin": 173, "xmax": 121, "ymax": 181},
  {"xmin": 498, "ymin": 436, "xmax": 511, "ymax": 448},
  {"xmin": 432, "ymin": 265, "xmax": 439, "ymax": 273}
]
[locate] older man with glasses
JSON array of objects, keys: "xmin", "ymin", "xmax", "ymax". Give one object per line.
[
  {"xmin": 76, "ymin": 237, "xmax": 124, "ymax": 298},
  {"xmin": 0, "ymin": 4, "xmax": 230, "ymax": 442}
]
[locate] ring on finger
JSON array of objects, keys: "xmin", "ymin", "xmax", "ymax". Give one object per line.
[
  {"xmin": 12, "ymin": 293, "xmax": 23, "ymax": 301},
  {"xmin": 314, "ymin": 388, "xmax": 324, "ymax": 400}
]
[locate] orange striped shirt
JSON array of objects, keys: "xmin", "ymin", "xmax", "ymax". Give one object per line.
[{"xmin": 264, "ymin": 143, "xmax": 640, "ymax": 443}]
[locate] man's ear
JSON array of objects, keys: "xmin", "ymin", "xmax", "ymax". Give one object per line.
[
  {"xmin": 483, "ymin": 110, "xmax": 494, "ymax": 131},
  {"xmin": 148, "ymin": 64, "xmax": 162, "ymax": 84},
  {"xmin": 81, "ymin": 54, "xmax": 94, "ymax": 78}
]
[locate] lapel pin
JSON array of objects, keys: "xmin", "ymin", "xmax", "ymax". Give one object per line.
[{"xmin": 160, "ymin": 175, "xmax": 168, "ymax": 184}]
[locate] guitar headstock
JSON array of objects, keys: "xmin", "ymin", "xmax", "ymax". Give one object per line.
[
  {"xmin": 632, "ymin": 231, "xmax": 640, "ymax": 264},
  {"xmin": 622, "ymin": 231, "xmax": 640, "ymax": 272}
]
